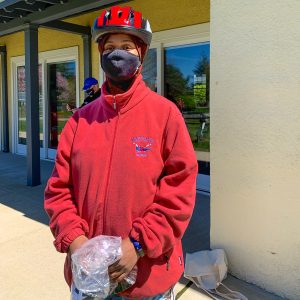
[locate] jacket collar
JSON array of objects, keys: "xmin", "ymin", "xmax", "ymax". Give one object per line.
[{"xmin": 100, "ymin": 74, "xmax": 150, "ymax": 114}]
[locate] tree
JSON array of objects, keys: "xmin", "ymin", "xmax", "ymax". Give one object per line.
[
  {"xmin": 165, "ymin": 64, "xmax": 189, "ymax": 102},
  {"xmin": 194, "ymin": 83, "xmax": 207, "ymax": 106},
  {"xmin": 193, "ymin": 55, "xmax": 210, "ymax": 107}
]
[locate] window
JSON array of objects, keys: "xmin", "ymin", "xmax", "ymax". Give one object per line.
[
  {"xmin": 142, "ymin": 48, "xmax": 157, "ymax": 92},
  {"xmin": 16, "ymin": 65, "xmax": 43, "ymax": 146},
  {"xmin": 164, "ymin": 43, "xmax": 210, "ymax": 153},
  {"xmin": 141, "ymin": 23, "xmax": 210, "ymax": 165},
  {"xmin": 48, "ymin": 61, "xmax": 76, "ymax": 149}
]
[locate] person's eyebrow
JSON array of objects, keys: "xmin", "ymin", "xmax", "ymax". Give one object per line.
[
  {"xmin": 105, "ymin": 39, "xmax": 134, "ymax": 44},
  {"xmin": 105, "ymin": 39, "xmax": 134, "ymax": 43},
  {"xmin": 122, "ymin": 39, "xmax": 134, "ymax": 43}
]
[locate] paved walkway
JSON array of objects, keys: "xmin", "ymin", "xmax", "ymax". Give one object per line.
[{"xmin": 0, "ymin": 153, "xmax": 284, "ymax": 299}]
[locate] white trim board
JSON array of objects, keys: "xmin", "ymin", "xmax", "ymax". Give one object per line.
[
  {"xmin": 152, "ymin": 23, "xmax": 210, "ymax": 47},
  {"xmin": 10, "ymin": 46, "xmax": 79, "ymax": 158}
]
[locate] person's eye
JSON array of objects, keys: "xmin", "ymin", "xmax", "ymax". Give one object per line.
[
  {"xmin": 123, "ymin": 44, "xmax": 133, "ymax": 51},
  {"xmin": 105, "ymin": 46, "xmax": 114, "ymax": 52}
]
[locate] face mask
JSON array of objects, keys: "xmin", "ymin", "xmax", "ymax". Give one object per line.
[
  {"xmin": 86, "ymin": 88, "xmax": 95, "ymax": 96},
  {"xmin": 101, "ymin": 49, "xmax": 141, "ymax": 82}
]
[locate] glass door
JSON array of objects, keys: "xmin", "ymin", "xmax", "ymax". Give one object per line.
[
  {"xmin": 46, "ymin": 61, "xmax": 76, "ymax": 159},
  {"xmin": 16, "ymin": 65, "xmax": 44, "ymax": 155}
]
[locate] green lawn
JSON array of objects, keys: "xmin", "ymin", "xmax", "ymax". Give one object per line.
[
  {"xmin": 185, "ymin": 121, "xmax": 210, "ymax": 152},
  {"xmin": 19, "ymin": 118, "xmax": 67, "ymax": 134},
  {"xmin": 18, "ymin": 110, "xmax": 210, "ymax": 152}
]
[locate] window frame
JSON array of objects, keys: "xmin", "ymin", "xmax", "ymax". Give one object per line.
[
  {"xmin": 151, "ymin": 23, "xmax": 210, "ymax": 96},
  {"xmin": 152, "ymin": 24, "xmax": 210, "ymax": 163},
  {"xmin": 11, "ymin": 46, "xmax": 79, "ymax": 158}
]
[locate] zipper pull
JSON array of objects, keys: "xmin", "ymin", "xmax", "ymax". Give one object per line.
[
  {"xmin": 165, "ymin": 255, "xmax": 170, "ymax": 270},
  {"xmin": 113, "ymin": 96, "xmax": 117, "ymax": 110},
  {"xmin": 179, "ymin": 256, "xmax": 183, "ymax": 265}
]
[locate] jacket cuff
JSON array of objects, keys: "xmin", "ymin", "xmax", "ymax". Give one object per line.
[
  {"xmin": 54, "ymin": 227, "xmax": 88, "ymax": 253},
  {"xmin": 129, "ymin": 228, "xmax": 157, "ymax": 258}
]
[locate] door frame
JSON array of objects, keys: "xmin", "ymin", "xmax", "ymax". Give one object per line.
[
  {"xmin": 42, "ymin": 47, "xmax": 79, "ymax": 159},
  {"xmin": 11, "ymin": 46, "xmax": 79, "ymax": 159}
]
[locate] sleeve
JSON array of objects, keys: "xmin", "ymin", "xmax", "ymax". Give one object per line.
[
  {"xmin": 130, "ymin": 108, "xmax": 198, "ymax": 258},
  {"xmin": 44, "ymin": 117, "xmax": 89, "ymax": 253}
]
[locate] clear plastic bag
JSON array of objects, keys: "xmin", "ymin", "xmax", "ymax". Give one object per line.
[{"xmin": 71, "ymin": 235, "xmax": 137, "ymax": 300}]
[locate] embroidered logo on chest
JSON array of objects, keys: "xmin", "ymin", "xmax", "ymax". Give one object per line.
[{"xmin": 132, "ymin": 136, "xmax": 154, "ymax": 157}]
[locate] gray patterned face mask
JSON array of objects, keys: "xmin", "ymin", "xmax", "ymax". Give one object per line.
[{"xmin": 101, "ymin": 49, "xmax": 141, "ymax": 82}]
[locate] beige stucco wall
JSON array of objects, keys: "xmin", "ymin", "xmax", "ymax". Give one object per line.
[{"xmin": 210, "ymin": 1, "xmax": 300, "ymax": 299}]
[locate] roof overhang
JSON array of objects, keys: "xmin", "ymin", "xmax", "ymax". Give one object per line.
[{"xmin": 0, "ymin": 0, "xmax": 127, "ymax": 37}]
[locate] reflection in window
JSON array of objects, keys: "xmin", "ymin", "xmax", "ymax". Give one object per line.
[
  {"xmin": 164, "ymin": 43, "xmax": 210, "ymax": 154},
  {"xmin": 17, "ymin": 65, "xmax": 43, "ymax": 146},
  {"xmin": 142, "ymin": 48, "xmax": 157, "ymax": 91},
  {"xmin": 48, "ymin": 61, "xmax": 76, "ymax": 149}
]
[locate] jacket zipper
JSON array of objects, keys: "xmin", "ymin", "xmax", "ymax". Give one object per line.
[
  {"xmin": 102, "ymin": 96, "xmax": 119, "ymax": 233},
  {"xmin": 165, "ymin": 254, "xmax": 170, "ymax": 271},
  {"xmin": 113, "ymin": 96, "xmax": 117, "ymax": 110}
]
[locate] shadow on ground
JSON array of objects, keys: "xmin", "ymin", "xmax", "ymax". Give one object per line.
[
  {"xmin": 1, "ymin": 152, "xmax": 284, "ymax": 299},
  {"xmin": 182, "ymin": 192, "xmax": 210, "ymax": 255},
  {"xmin": 0, "ymin": 153, "xmax": 54, "ymax": 225},
  {"xmin": 0, "ymin": 153, "xmax": 211, "ymax": 248}
]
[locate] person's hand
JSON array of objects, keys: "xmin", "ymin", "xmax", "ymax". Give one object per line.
[
  {"xmin": 68, "ymin": 235, "xmax": 88, "ymax": 255},
  {"xmin": 66, "ymin": 103, "xmax": 73, "ymax": 111},
  {"xmin": 108, "ymin": 237, "xmax": 139, "ymax": 283},
  {"xmin": 66, "ymin": 104, "xmax": 78, "ymax": 113}
]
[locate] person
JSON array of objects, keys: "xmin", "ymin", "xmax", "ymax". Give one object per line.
[
  {"xmin": 44, "ymin": 5, "xmax": 198, "ymax": 300},
  {"xmin": 66, "ymin": 77, "xmax": 101, "ymax": 113}
]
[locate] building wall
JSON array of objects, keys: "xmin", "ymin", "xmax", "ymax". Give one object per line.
[
  {"xmin": 210, "ymin": 1, "xmax": 300, "ymax": 299},
  {"xmin": 0, "ymin": 32, "xmax": 23, "ymax": 151},
  {"xmin": 67, "ymin": 0, "xmax": 210, "ymax": 30},
  {"xmin": 0, "ymin": 30, "xmax": 83, "ymax": 151},
  {"xmin": 67, "ymin": 0, "xmax": 210, "ymax": 89},
  {"xmin": 0, "ymin": 0, "xmax": 209, "ymax": 152}
]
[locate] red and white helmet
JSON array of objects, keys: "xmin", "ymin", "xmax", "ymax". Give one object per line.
[{"xmin": 92, "ymin": 6, "xmax": 152, "ymax": 46}]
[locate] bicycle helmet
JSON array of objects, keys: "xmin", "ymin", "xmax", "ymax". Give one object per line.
[{"xmin": 92, "ymin": 6, "xmax": 152, "ymax": 46}]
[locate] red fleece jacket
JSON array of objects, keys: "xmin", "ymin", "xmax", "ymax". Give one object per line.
[{"xmin": 44, "ymin": 74, "xmax": 198, "ymax": 298}]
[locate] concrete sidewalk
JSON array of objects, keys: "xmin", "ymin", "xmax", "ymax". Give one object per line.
[{"xmin": 0, "ymin": 153, "xmax": 284, "ymax": 299}]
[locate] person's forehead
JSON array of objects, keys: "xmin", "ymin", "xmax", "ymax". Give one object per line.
[{"xmin": 104, "ymin": 33, "xmax": 135, "ymax": 44}]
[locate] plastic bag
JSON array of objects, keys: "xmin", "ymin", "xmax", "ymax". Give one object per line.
[
  {"xmin": 185, "ymin": 249, "xmax": 228, "ymax": 290},
  {"xmin": 184, "ymin": 249, "xmax": 248, "ymax": 300},
  {"xmin": 71, "ymin": 235, "xmax": 137, "ymax": 299}
]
